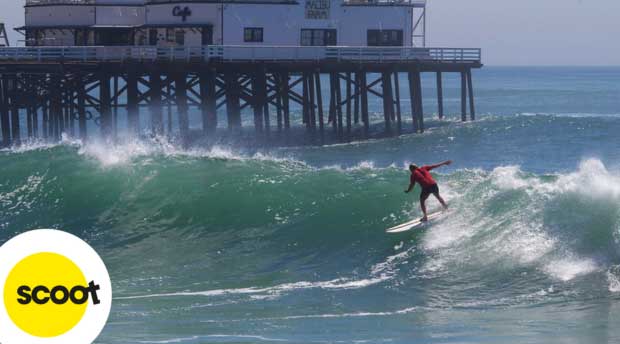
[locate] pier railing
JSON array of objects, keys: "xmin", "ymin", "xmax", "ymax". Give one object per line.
[{"xmin": 0, "ymin": 46, "xmax": 481, "ymax": 64}]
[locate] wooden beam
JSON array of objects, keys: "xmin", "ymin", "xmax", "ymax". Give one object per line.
[
  {"xmin": 461, "ymin": 70, "xmax": 467, "ymax": 122},
  {"xmin": 381, "ymin": 72, "xmax": 393, "ymax": 133},
  {"xmin": 315, "ymin": 72, "xmax": 325, "ymax": 140},
  {"xmin": 360, "ymin": 72, "xmax": 369, "ymax": 136},
  {"xmin": 346, "ymin": 72, "xmax": 352, "ymax": 135},
  {"xmin": 0, "ymin": 77, "xmax": 10, "ymax": 146},
  {"xmin": 127, "ymin": 67, "xmax": 140, "ymax": 134},
  {"xmin": 77, "ymin": 76, "xmax": 87, "ymax": 140},
  {"xmin": 149, "ymin": 70, "xmax": 164, "ymax": 136},
  {"xmin": 175, "ymin": 72, "xmax": 190, "ymax": 145},
  {"xmin": 99, "ymin": 70, "xmax": 112, "ymax": 139},
  {"xmin": 467, "ymin": 69, "xmax": 475, "ymax": 121},
  {"xmin": 394, "ymin": 71, "xmax": 402, "ymax": 133},
  {"xmin": 436, "ymin": 71, "xmax": 444, "ymax": 120},
  {"xmin": 282, "ymin": 72, "xmax": 290, "ymax": 130},
  {"xmin": 414, "ymin": 71, "xmax": 424, "ymax": 133},
  {"xmin": 408, "ymin": 72, "xmax": 419, "ymax": 133},
  {"xmin": 225, "ymin": 72, "xmax": 242, "ymax": 132},
  {"xmin": 252, "ymin": 72, "xmax": 264, "ymax": 133}
]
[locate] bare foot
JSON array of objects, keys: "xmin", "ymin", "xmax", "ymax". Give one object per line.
[{"xmin": 420, "ymin": 216, "xmax": 428, "ymax": 222}]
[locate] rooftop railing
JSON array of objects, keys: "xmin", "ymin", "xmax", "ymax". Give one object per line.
[
  {"xmin": 0, "ymin": 46, "xmax": 481, "ymax": 64},
  {"xmin": 342, "ymin": 0, "xmax": 426, "ymax": 6},
  {"xmin": 26, "ymin": 0, "xmax": 96, "ymax": 5}
]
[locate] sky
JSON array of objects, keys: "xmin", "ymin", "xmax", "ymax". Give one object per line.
[{"xmin": 2, "ymin": 0, "xmax": 619, "ymax": 65}]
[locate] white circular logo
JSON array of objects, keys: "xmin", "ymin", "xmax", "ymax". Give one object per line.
[{"xmin": 0, "ymin": 229, "xmax": 112, "ymax": 344}]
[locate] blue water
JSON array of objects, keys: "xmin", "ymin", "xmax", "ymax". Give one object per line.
[{"xmin": 2, "ymin": 66, "xmax": 620, "ymax": 343}]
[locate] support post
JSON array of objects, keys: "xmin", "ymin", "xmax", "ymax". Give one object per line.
[
  {"xmin": 127, "ymin": 67, "xmax": 140, "ymax": 135},
  {"xmin": 329, "ymin": 73, "xmax": 337, "ymax": 132},
  {"xmin": 252, "ymin": 72, "xmax": 264, "ymax": 133},
  {"xmin": 408, "ymin": 72, "xmax": 419, "ymax": 133},
  {"xmin": 99, "ymin": 70, "xmax": 112, "ymax": 140},
  {"xmin": 335, "ymin": 73, "xmax": 344, "ymax": 138},
  {"xmin": 281, "ymin": 72, "xmax": 290, "ymax": 131},
  {"xmin": 346, "ymin": 72, "xmax": 352, "ymax": 135},
  {"xmin": 354, "ymin": 72, "xmax": 360, "ymax": 124},
  {"xmin": 42, "ymin": 100, "xmax": 49, "ymax": 141},
  {"xmin": 26, "ymin": 105, "xmax": 33, "ymax": 139},
  {"xmin": 0, "ymin": 78, "xmax": 10, "ymax": 146},
  {"xmin": 9, "ymin": 78, "xmax": 20, "ymax": 144},
  {"xmin": 276, "ymin": 76, "xmax": 283, "ymax": 132},
  {"xmin": 381, "ymin": 72, "xmax": 393, "ymax": 133},
  {"xmin": 175, "ymin": 72, "xmax": 190, "ymax": 145},
  {"xmin": 315, "ymin": 72, "xmax": 325, "ymax": 140},
  {"xmin": 360, "ymin": 72, "xmax": 369, "ymax": 136},
  {"xmin": 77, "ymin": 77, "xmax": 87, "ymax": 140},
  {"xmin": 263, "ymin": 72, "xmax": 270, "ymax": 135},
  {"xmin": 394, "ymin": 71, "xmax": 402, "ymax": 133},
  {"xmin": 225, "ymin": 73, "xmax": 241, "ymax": 132},
  {"xmin": 415, "ymin": 71, "xmax": 424, "ymax": 133},
  {"xmin": 436, "ymin": 71, "xmax": 444, "ymax": 120},
  {"xmin": 32, "ymin": 104, "xmax": 39, "ymax": 138},
  {"xmin": 50, "ymin": 79, "xmax": 62, "ymax": 141},
  {"xmin": 68, "ymin": 88, "xmax": 75, "ymax": 137},
  {"xmin": 149, "ymin": 70, "xmax": 164, "ymax": 136},
  {"xmin": 461, "ymin": 70, "xmax": 467, "ymax": 122},
  {"xmin": 201, "ymin": 70, "xmax": 217, "ymax": 134},
  {"xmin": 307, "ymin": 72, "xmax": 316, "ymax": 131},
  {"xmin": 467, "ymin": 69, "xmax": 475, "ymax": 121}
]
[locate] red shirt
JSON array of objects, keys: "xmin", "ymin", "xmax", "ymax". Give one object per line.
[{"xmin": 410, "ymin": 166, "xmax": 436, "ymax": 189}]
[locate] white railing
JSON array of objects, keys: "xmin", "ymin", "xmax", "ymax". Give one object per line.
[
  {"xmin": 342, "ymin": 0, "xmax": 426, "ymax": 6},
  {"xmin": 26, "ymin": 0, "xmax": 95, "ymax": 5},
  {"xmin": 0, "ymin": 46, "xmax": 481, "ymax": 63}
]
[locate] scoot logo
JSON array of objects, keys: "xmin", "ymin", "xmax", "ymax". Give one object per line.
[{"xmin": 0, "ymin": 230, "xmax": 112, "ymax": 344}]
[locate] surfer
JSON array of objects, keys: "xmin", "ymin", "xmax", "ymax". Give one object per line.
[{"xmin": 405, "ymin": 161, "xmax": 451, "ymax": 222}]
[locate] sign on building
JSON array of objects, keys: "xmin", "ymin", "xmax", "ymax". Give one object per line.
[{"xmin": 305, "ymin": 0, "xmax": 330, "ymax": 20}]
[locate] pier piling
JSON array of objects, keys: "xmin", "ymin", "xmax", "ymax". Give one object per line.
[{"xmin": 0, "ymin": 52, "xmax": 480, "ymax": 146}]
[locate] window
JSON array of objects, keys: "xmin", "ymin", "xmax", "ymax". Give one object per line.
[
  {"xmin": 75, "ymin": 29, "xmax": 88, "ymax": 46},
  {"xmin": 95, "ymin": 29, "xmax": 133, "ymax": 46},
  {"xmin": 244, "ymin": 28, "xmax": 263, "ymax": 43},
  {"xmin": 300, "ymin": 29, "xmax": 337, "ymax": 46},
  {"xmin": 367, "ymin": 29, "xmax": 403, "ymax": 46},
  {"xmin": 149, "ymin": 29, "xmax": 158, "ymax": 46},
  {"xmin": 166, "ymin": 28, "xmax": 175, "ymax": 42},
  {"xmin": 175, "ymin": 29, "xmax": 185, "ymax": 45}
]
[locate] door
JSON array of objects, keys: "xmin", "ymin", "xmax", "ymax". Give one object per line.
[
  {"xmin": 149, "ymin": 29, "xmax": 158, "ymax": 46},
  {"xmin": 201, "ymin": 26, "xmax": 213, "ymax": 45}
]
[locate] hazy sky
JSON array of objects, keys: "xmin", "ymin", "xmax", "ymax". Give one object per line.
[{"xmin": 2, "ymin": 0, "xmax": 619, "ymax": 65}]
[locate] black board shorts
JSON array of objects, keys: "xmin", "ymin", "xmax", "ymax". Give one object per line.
[{"xmin": 420, "ymin": 184, "xmax": 439, "ymax": 199}]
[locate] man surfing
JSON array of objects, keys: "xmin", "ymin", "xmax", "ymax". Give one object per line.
[{"xmin": 405, "ymin": 160, "xmax": 451, "ymax": 222}]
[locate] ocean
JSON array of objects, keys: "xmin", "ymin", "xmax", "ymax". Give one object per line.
[{"xmin": 2, "ymin": 66, "xmax": 620, "ymax": 343}]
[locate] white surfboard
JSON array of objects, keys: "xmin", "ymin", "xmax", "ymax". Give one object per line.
[{"xmin": 386, "ymin": 211, "xmax": 444, "ymax": 234}]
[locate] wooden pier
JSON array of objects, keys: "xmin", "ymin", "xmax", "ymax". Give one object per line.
[{"xmin": 0, "ymin": 46, "xmax": 481, "ymax": 147}]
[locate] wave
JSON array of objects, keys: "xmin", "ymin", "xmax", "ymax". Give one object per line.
[{"xmin": 2, "ymin": 132, "xmax": 620, "ymax": 307}]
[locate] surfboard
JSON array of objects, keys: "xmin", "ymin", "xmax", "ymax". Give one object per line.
[{"xmin": 386, "ymin": 211, "xmax": 443, "ymax": 234}]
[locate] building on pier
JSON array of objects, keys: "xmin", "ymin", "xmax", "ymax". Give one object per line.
[
  {"xmin": 19, "ymin": 0, "xmax": 427, "ymax": 47},
  {"xmin": 0, "ymin": 0, "xmax": 479, "ymax": 148}
]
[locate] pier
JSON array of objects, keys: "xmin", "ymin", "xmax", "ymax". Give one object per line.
[{"xmin": 0, "ymin": 46, "xmax": 481, "ymax": 146}]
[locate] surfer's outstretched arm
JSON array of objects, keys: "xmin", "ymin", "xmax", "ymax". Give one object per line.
[
  {"xmin": 426, "ymin": 160, "xmax": 452, "ymax": 171},
  {"xmin": 405, "ymin": 181, "xmax": 415, "ymax": 193}
]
